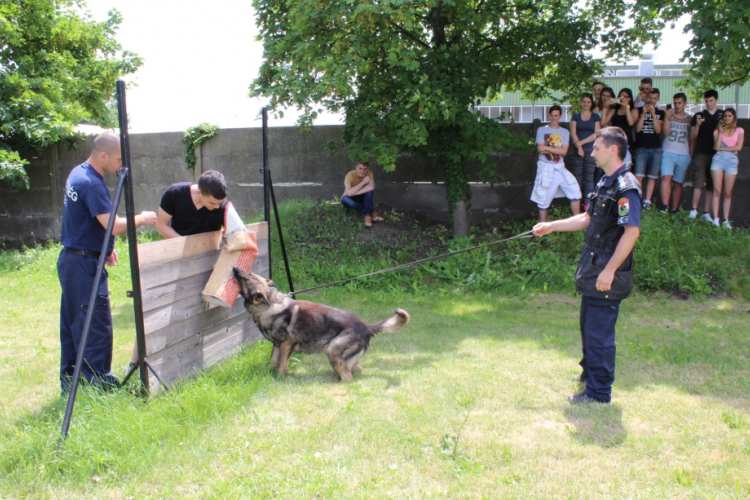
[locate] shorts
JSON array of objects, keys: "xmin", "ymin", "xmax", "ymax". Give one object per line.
[
  {"xmin": 531, "ymin": 161, "xmax": 581, "ymax": 210},
  {"xmin": 690, "ymin": 154, "xmax": 714, "ymax": 190},
  {"xmin": 660, "ymin": 151, "xmax": 692, "ymax": 183},
  {"xmin": 710, "ymin": 151, "xmax": 738, "ymax": 175},
  {"xmin": 633, "ymin": 148, "xmax": 662, "ymax": 179}
]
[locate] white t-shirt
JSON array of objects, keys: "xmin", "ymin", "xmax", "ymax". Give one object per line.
[
  {"xmin": 662, "ymin": 113, "xmax": 692, "ymax": 156},
  {"xmin": 536, "ymin": 125, "xmax": 569, "ymax": 164}
]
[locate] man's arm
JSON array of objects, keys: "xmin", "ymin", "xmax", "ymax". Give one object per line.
[
  {"xmin": 537, "ymin": 143, "xmax": 569, "ymax": 156},
  {"xmin": 345, "ymin": 177, "xmax": 375, "ymax": 196},
  {"xmin": 96, "ymin": 211, "xmax": 157, "ymax": 235},
  {"xmin": 690, "ymin": 115, "xmax": 702, "ymax": 140},
  {"xmin": 533, "ymin": 212, "xmax": 590, "ymax": 236},
  {"xmin": 596, "ymin": 225, "xmax": 640, "ymax": 292},
  {"xmin": 155, "ymin": 207, "xmax": 182, "ymax": 239},
  {"xmin": 635, "ymin": 108, "xmax": 646, "ymax": 133}
]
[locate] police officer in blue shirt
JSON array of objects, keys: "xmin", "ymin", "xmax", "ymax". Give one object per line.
[
  {"xmin": 58, "ymin": 132, "xmax": 157, "ymax": 392},
  {"xmin": 533, "ymin": 127, "xmax": 642, "ymax": 404}
]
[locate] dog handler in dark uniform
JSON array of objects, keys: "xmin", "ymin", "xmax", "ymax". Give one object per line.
[
  {"xmin": 58, "ymin": 132, "xmax": 157, "ymax": 391},
  {"xmin": 533, "ymin": 127, "xmax": 641, "ymax": 404}
]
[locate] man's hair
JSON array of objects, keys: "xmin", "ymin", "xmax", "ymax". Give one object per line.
[
  {"xmin": 640, "ymin": 77, "xmax": 653, "ymax": 85},
  {"xmin": 198, "ymin": 170, "xmax": 227, "ymax": 200},
  {"xmin": 593, "ymin": 81, "xmax": 604, "ymax": 87},
  {"xmin": 91, "ymin": 131, "xmax": 120, "ymax": 155},
  {"xmin": 356, "ymin": 161, "xmax": 369, "ymax": 167},
  {"xmin": 650, "ymin": 88, "xmax": 660, "ymax": 95},
  {"xmin": 673, "ymin": 92, "xmax": 687, "ymax": 102},
  {"xmin": 703, "ymin": 89, "xmax": 719, "ymax": 100},
  {"xmin": 548, "ymin": 105, "xmax": 563, "ymax": 115},
  {"xmin": 596, "ymin": 127, "xmax": 628, "ymax": 160}
]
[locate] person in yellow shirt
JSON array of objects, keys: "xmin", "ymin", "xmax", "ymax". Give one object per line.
[{"xmin": 342, "ymin": 162, "xmax": 383, "ymax": 227}]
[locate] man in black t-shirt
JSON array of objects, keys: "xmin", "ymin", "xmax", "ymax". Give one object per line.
[
  {"xmin": 688, "ymin": 90, "xmax": 723, "ymax": 221},
  {"xmin": 633, "ymin": 89, "xmax": 665, "ymax": 209},
  {"xmin": 155, "ymin": 170, "xmax": 228, "ymax": 238},
  {"xmin": 128, "ymin": 170, "xmax": 228, "ymax": 368}
]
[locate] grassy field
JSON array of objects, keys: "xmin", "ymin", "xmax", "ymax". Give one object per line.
[{"xmin": 1, "ymin": 242, "xmax": 749, "ymax": 498}]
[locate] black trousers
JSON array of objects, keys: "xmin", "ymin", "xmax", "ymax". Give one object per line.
[{"xmin": 579, "ymin": 295, "xmax": 620, "ymax": 403}]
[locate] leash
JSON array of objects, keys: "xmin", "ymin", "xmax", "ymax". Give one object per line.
[{"xmin": 289, "ymin": 229, "xmax": 534, "ymax": 297}]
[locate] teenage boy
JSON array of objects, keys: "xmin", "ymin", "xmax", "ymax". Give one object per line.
[
  {"xmin": 659, "ymin": 93, "xmax": 692, "ymax": 213},
  {"xmin": 530, "ymin": 105, "xmax": 581, "ymax": 222},
  {"xmin": 688, "ymin": 90, "xmax": 723, "ymax": 220},
  {"xmin": 342, "ymin": 162, "xmax": 383, "ymax": 227},
  {"xmin": 128, "ymin": 170, "xmax": 230, "ymax": 370},
  {"xmin": 633, "ymin": 88, "xmax": 665, "ymax": 209},
  {"xmin": 634, "ymin": 78, "xmax": 653, "ymax": 109},
  {"xmin": 533, "ymin": 127, "xmax": 641, "ymax": 404}
]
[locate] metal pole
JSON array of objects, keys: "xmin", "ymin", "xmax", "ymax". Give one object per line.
[
  {"xmin": 60, "ymin": 171, "xmax": 127, "ymax": 443},
  {"xmin": 262, "ymin": 107, "xmax": 272, "ymax": 279},
  {"xmin": 116, "ymin": 80, "xmax": 149, "ymax": 393},
  {"xmin": 736, "ymin": 83, "xmax": 741, "ymax": 112},
  {"xmin": 268, "ymin": 170, "xmax": 294, "ymax": 293}
]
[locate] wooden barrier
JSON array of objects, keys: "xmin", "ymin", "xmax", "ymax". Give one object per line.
[{"xmin": 137, "ymin": 222, "xmax": 269, "ymax": 392}]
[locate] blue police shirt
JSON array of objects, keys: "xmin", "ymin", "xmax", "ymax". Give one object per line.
[{"xmin": 61, "ymin": 163, "xmax": 115, "ymax": 254}]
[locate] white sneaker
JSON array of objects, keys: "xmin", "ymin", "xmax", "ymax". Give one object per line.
[
  {"xmin": 642, "ymin": 200, "xmax": 652, "ymax": 210},
  {"xmin": 722, "ymin": 220, "xmax": 732, "ymax": 230},
  {"xmin": 688, "ymin": 209, "xmax": 698, "ymax": 219},
  {"xmin": 701, "ymin": 212, "xmax": 713, "ymax": 222},
  {"xmin": 712, "ymin": 217, "xmax": 720, "ymax": 227}
]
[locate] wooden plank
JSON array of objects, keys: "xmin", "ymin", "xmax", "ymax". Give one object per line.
[
  {"xmin": 138, "ymin": 222, "xmax": 268, "ymax": 269},
  {"xmin": 141, "ymin": 270, "xmax": 213, "ymax": 313},
  {"xmin": 143, "ymin": 294, "xmax": 212, "ymax": 335},
  {"xmin": 202, "ymin": 318, "xmax": 262, "ymax": 369},
  {"xmin": 145, "ymin": 300, "xmax": 247, "ymax": 355},
  {"xmin": 147, "ymin": 334, "xmax": 202, "ymax": 392}
]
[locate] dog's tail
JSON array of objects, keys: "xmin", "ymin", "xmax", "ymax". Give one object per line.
[{"xmin": 369, "ymin": 309, "xmax": 410, "ymax": 335}]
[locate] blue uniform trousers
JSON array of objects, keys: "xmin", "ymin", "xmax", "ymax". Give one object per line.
[
  {"xmin": 57, "ymin": 250, "xmax": 116, "ymax": 391},
  {"xmin": 341, "ymin": 191, "xmax": 374, "ymax": 216},
  {"xmin": 579, "ymin": 295, "xmax": 620, "ymax": 403}
]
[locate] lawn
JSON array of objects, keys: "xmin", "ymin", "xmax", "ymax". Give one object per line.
[
  {"xmin": 1, "ymin": 202, "xmax": 749, "ymax": 499},
  {"xmin": 1, "ymin": 242, "xmax": 749, "ymax": 498}
]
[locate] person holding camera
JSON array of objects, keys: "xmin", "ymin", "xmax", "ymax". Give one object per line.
[
  {"xmin": 710, "ymin": 108, "xmax": 744, "ymax": 228},
  {"xmin": 633, "ymin": 88, "xmax": 665, "ymax": 210},
  {"xmin": 634, "ymin": 78, "xmax": 653, "ymax": 109},
  {"xmin": 659, "ymin": 93, "xmax": 693, "ymax": 213},
  {"xmin": 688, "ymin": 90, "xmax": 723, "ymax": 221}
]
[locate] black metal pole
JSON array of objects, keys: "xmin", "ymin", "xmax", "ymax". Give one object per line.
[
  {"xmin": 60, "ymin": 170, "xmax": 127, "ymax": 443},
  {"xmin": 262, "ymin": 107, "xmax": 272, "ymax": 279},
  {"xmin": 116, "ymin": 80, "xmax": 149, "ymax": 393},
  {"xmin": 268, "ymin": 170, "xmax": 294, "ymax": 293}
]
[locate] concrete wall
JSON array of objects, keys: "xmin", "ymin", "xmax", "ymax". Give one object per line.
[{"xmin": 2, "ymin": 121, "xmax": 749, "ymax": 245}]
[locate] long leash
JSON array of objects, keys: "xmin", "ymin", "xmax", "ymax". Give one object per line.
[{"xmin": 289, "ymin": 230, "xmax": 535, "ymax": 297}]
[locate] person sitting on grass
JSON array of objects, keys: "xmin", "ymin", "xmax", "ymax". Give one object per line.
[{"xmin": 341, "ymin": 161, "xmax": 383, "ymax": 227}]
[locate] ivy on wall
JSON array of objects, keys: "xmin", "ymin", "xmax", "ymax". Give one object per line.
[{"xmin": 182, "ymin": 124, "xmax": 219, "ymax": 170}]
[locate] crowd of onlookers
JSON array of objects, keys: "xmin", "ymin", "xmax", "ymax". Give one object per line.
[{"xmin": 532, "ymin": 78, "xmax": 745, "ymax": 229}]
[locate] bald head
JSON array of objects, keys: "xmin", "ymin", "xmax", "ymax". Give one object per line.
[
  {"xmin": 87, "ymin": 131, "xmax": 122, "ymax": 175},
  {"xmin": 91, "ymin": 131, "xmax": 121, "ymax": 156}
]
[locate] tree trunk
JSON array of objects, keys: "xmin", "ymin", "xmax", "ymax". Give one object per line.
[{"xmin": 452, "ymin": 200, "xmax": 470, "ymax": 237}]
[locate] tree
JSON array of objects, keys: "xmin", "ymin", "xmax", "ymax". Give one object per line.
[
  {"xmin": 251, "ymin": 0, "xmax": 663, "ymax": 236},
  {"xmin": 0, "ymin": 0, "xmax": 142, "ymax": 189},
  {"xmin": 657, "ymin": 0, "xmax": 750, "ymax": 94}
]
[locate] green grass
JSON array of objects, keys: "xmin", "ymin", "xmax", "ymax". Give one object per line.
[{"xmin": 0, "ymin": 200, "xmax": 749, "ymax": 498}]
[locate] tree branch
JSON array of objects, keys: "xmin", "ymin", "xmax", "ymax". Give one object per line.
[{"xmin": 387, "ymin": 19, "xmax": 431, "ymax": 50}]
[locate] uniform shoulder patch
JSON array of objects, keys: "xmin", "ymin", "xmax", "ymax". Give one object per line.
[
  {"xmin": 618, "ymin": 198, "xmax": 630, "ymax": 216},
  {"xmin": 617, "ymin": 172, "xmax": 642, "ymax": 197}
]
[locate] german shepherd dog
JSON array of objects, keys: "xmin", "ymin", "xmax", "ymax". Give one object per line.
[{"xmin": 232, "ymin": 268, "xmax": 410, "ymax": 381}]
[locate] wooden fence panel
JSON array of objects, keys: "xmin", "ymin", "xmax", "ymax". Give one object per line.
[{"xmin": 137, "ymin": 222, "xmax": 269, "ymax": 392}]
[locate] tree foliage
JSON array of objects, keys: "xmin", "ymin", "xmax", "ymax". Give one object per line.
[
  {"xmin": 0, "ymin": 0, "xmax": 142, "ymax": 188},
  {"xmin": 182, "ymin": 123, "xmax": 219, "ymax": 170},
  {"xmin": 656, "ymin": 0, "xmax": 750, "ymax": 93},
  {"xmin": 250, "ymin": 0, "xmax": 662, "ymax": 234}
]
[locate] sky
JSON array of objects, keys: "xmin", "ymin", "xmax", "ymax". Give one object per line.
[{"xmin": 84, "ymin": 1, "xmax": 693, "ymax": 133}]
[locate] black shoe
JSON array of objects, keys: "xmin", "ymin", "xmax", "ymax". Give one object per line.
[{"xmin": 567, "ymin": 392, "xmax": 607, "ymax": 404}]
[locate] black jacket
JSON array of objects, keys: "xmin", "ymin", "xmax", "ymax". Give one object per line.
[{"xmin": 575, "ymin": 166, "xmax": 642, "ymax": 300}]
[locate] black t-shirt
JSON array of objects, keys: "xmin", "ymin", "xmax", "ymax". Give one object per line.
[
  {"xmin": 634, "ymin": 108, "xmax": 665, "ymax": 149},
  {"xmin": 611, "ymin": 106, "xmax": 634, "ymax": 145},
  {"xmin": 160, "ymin": 182, "xmax": 227, "ymax": 236},
  {"xmin": 691, "ymin": 109, "xmax": 724, "ymax": 156}
]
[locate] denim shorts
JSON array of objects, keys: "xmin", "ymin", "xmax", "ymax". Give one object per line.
[
  {"xmin": 660, "ymin": 151, "xmax": 692, "ymax": 183},
  {"xmin": 633, "ymin": 148, "xmax": 662, "ymax": 179},
  {"xmin": 710, "ymin": 151, "xmax": 738, "ymax": 175}
]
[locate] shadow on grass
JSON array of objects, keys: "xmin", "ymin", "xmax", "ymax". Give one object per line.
[{"xmin": 563, "ymin": 403, "xmax": 627, "ymax": 448}]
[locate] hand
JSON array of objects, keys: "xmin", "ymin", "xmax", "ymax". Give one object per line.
[
  {"xmin": 696, "ymin": 114, "xmax": 705, "ymax": 125},
  {"xmin": 596, "ymin": 268, "xmax": 615, "ymax": 292},
  {"xmin": 532, "ymin": 222, "xmax": 553, "ymax": 237},
  {"xmin": 578, "ymin": 146, "xmax": 585, "ymax": 157},
  {"xmin": 138, "ymin": 211, "xmax": 158, "ymax": 226},
  {"xmin": 106, "ymin": 250, "xmax": 118, "ymax": 267},
  {"xmin": 666, "ymin": 108, "xmax": 674, "ymax": 117}
]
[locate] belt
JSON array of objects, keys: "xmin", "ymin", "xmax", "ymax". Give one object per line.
[{"xmin": 64, "ymin": 248, "xmax": 101, "ymax": 259}]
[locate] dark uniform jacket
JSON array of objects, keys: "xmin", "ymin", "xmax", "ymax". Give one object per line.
[{"xmin": 575, "ymin": 166, "xmax": 642, "ymax": 300}]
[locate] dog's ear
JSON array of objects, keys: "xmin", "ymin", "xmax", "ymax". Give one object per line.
[
  {"xmin": 266, "ymin": 279, "xmax": 276, "ymax": 289},
  {"xmin": 252, "ymin": 291, "xmax": 269, "ymax": 306}
]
